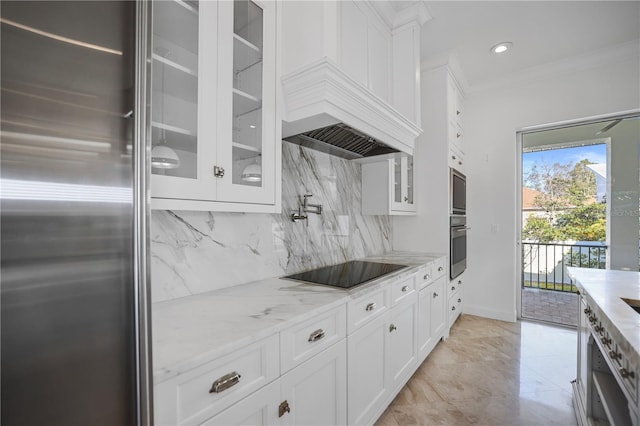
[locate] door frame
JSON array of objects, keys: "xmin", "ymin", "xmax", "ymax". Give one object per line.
[{"xmin": 515, "ymin": 109, "xmax": 640, "ymax": 320}]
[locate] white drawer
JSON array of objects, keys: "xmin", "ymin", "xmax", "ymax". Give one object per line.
[
  {"xmin": 154, "ymin": 334, "xmax": 280, "ymax": 426},
  {"xmin": 448, "ymin": 147, "xmax": 465, "ymax": 173},
  {"xmin": 391, "ymin": 275, "xmax": 416, "ymax": 306},
  {"xmin": 432, "ymin": 257, "xmax": 446, "ymax": 279},
  {"xmin": 448, "ymin": 293, "xmax": 463, "ymax": 327},
  {"xmin": 417, "ymin": 265, "xmax": 434, "ymax": 290},
  {"xmin": 280, "ymin": 304, "xmax": 347, "ymax": 373},
  {"xmin": 448, "ymin": 276, "xmax": 463, "ymax": 297},
  {"xmin": 347, "ymin": 287, "xmax": 390, "ymax": 334}
]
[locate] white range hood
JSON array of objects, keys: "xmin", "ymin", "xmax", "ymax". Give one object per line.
[{"xmin": 280, "ymin": 1, "xmax": 430, "ymax": 158}]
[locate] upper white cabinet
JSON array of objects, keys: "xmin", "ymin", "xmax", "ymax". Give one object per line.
[
  {"xmin": 447, "ymin": 76, "xmax": 464, "ymax": 157},
  {"xmin": 361, "ymin": 153, "xmax": 416, "ymax": 215},
  {"xmin": 280, "ymin": 1, "xmax": 428, "ymax": 155},
  {"xmin": 151, "ymin": 0, "xmax": 280, "ymax": 213}
]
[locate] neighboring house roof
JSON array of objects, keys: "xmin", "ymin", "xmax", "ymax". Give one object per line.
[
  {"xmin": 523, "ymin": 187, "xmax": 544, "ymax": 210},
  {"xmin": 586, "ymin": 163, "xmax": 606, "ymax": 179}
]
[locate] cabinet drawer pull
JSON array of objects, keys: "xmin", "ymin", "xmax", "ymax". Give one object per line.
[
  {"xmin": 438, "ymin": 266, "xmax": 444, "ymax": 272},
  {"xmin": 279, "ymin": 400, "xmax": 291, "ymax": 417},
  {"xmin": 209, "ymin": 371, "xmax": 241, "ymax": 393},
  {"xmin": 308, "ymin": 328, "xmax": 325, "ymax": 342},
  {"xmin": 401, "ymin": 285, "xmax": 409, "ymax": 292},
  {"xmin": 389, "ymin": 324, "xmax": 397, "ymax": 332},
  {"xmin": 365, "ymin": 302, "xmax": 376, "ymax": 312}
]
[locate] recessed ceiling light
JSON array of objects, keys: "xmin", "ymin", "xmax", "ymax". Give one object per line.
[{"xmin": 490, "ymin": 42, "xmax": 513, "ymax": 54}]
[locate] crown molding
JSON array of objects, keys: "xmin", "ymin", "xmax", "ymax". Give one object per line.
[
  {"xmin": 281, "ymin": 59, "xmax": 421, "ymax": 155},
  {"xmin": 468, "ymin": 39, "xmax": 640, "ymax": 94},
  {"xmin": 421, "ymin": 52, "xmax": 470, "ymax": 94},
  {"xmin": 370, "ymin": 0, "xmax": 432, "ymax": 30}
]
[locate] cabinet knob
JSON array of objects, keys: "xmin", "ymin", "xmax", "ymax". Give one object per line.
[
  {"xmin": 401, "ymin": 285, "xmax": 409, "ymax": 292},
  {"xmin": 279, "ymin": 400, "xmax": 291, "ymax": 418},
  {"xmin": 451, "ymin": 155, "xmax": 456, "ymax": 160},
  {"xmin": 433, "ymin": 292, "xmax": 438, "ymax": 298},
  {"xmin": 451, "ymin": 286, "xmax": 456, "ymax": 291},
  {"xmin": 458, "ymin": 280, "xmax": 462, "ymax": 285},
  {"xmin": 456, "ymin": 110, "xmax": 461, "ymax": 116},
  {"xmin": 451, "ymin": 306, "xmax": 456, "ymax": 311},
  {"xmin": 456, "ymin": 133, "xmax": 461, "ymax": 138},
  {"xmin": 308, "ymin": 328, "xmax": 325, "ymax": 342},
  {"xmin": 365, "ymin": 302, "xmax": 376, "ymax": 312},
  {"xmin": 389, "ymin": 324, "xmax": 397, "ymax": 332},
  {"xmin": 438, "ymin": 266, "xmax": 444, "ymax": 272},
  {"xmin": 424, "ymin": 274, "xmax": 430, "ymax": 280},
  {"xmin": 209, "ymin": 371, "xmax": 241, "ymax": 393},
  {"xmin": 458, "ymin": 298, "xmax": 462, "ymax": 303},
  {"xmin": 458, "ymin": 161, "xmax": 462, "ymax": 166},
  {"xmin": 404, "ymin": 196, "xmax": 409, "ymax": 202},
  {"xmin": 620, "ymin": 368, "xmax": 635, "ymax": 379},
  {"xmin": 213, "ymin": 165, "xmax": 225, "ymax": 178}
]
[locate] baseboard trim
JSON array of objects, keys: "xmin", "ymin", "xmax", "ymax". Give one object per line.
[{"xmin": 464, "ymin": 304, "xmax": 517, "ymax": 322}]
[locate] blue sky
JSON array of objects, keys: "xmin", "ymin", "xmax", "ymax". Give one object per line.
[{"xmin": 522, "ymin": 144, "xmax": 607, "ymax": 179}]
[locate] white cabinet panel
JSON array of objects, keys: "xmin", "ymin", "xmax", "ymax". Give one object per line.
[
  {"xmin": 386, "ymin": 296, "xmax": 418, "ymax": 390},
  {"xmin": 281, "ymin": 340, "xmax": 347, "ymax": 426},
  {"xmin": 339, "ymin": 1, "xmax": 368, "ymax": 87},
  {"xmin": 200, "ymin": 380, "xmax": 281, "ymax": 426},
  {"xmin": 368, "ymin": 23, "xmax": 391, "ymax": 102},
  {"xmin": 431, "ymin": 277, "xmax": 446, "ymax": 340},
  {"xmin": 347, "ymin": 313, "xmax": 389, "ymax": 425},
  {"xmin": 418, "ymin": 286, "xmax": 433, "ymax": 359}
]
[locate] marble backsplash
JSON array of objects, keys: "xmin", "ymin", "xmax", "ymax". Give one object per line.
[{"xmin": 150, "ymin": 142, "xmax": 392, "ymax": 303}]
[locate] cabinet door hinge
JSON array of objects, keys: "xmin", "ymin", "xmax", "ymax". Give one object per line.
[
  {"xmin": 214, "ymin": 166, "xmax": 225, "ymax": 178},
  {"xmin": 278, "ymin": 400, "xmax": 291, "ymax": 418}
]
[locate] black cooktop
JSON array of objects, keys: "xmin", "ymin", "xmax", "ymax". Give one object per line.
[{"xmin": 284, "ymin": 260, "xmax": 408, "ymax": 289}]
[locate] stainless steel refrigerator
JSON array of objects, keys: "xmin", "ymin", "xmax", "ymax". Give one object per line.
[{"xmin": 1, "ymin": 2, "xmax": 152, "ymax": 424}]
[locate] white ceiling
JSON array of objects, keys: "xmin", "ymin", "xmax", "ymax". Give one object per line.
[{"xmin": 420, "ymin": 1, "xmax": 640, "ymax": 89}]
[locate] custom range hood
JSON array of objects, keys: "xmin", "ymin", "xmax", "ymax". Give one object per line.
[{"xmin": 281, "ymin": 59, "xmax": 421, "ymax": 160}]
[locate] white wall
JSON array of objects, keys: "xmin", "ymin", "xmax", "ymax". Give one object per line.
[{"xmin": 464, "ymin": 54, "xmax": 640, "ymax": 321}]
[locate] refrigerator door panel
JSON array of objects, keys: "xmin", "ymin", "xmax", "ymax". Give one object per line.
[{"xmin": 1, "ymin": 2, "xmax": 141, "ymax": 425}]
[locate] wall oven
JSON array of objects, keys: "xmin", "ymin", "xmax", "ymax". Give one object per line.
[
  {"xmin": 450, "ymin": 215, "xmax": 467, "ymax": 279},
  {"xmin": 450, "ymin": 168, "xmax": 466, "ymax": 215}
]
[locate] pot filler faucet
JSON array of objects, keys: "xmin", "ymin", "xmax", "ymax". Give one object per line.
[{"xmin": 291, "ymin": 194, "xmax": 323, "ymax": 222}]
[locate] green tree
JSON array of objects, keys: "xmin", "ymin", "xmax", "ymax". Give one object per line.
[
  {"xmin": 522, "ymin": 215, "xmax": 561, "ymax": 243},
  {"xmin": 555, "ymin": 203, "xmax": 606, "ymax": 241},
  {"xmin": 526, "ymin": 163, "xmax": 572, "ymax": 223},
  {"xmin": 568, "ymin": 159, "xmax": 597, "ymax": 205}
]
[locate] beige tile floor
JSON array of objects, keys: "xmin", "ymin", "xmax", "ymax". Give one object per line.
[{"xmin": 376, "ymin": 315, "xmax": 577, "ymax": 426}]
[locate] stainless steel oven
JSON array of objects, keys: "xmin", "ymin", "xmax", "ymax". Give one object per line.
[
  {"xmin": 450, "ymin": 168, "xmax": 466, "ymax": 215},
  {"xmin": 450, "ymin": 215, "xmax": 467, "ymax": 279}
]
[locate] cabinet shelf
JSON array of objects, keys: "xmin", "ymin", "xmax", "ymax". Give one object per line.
[
  {"xmin": 592, "ymin": 371, "xmax": 632, "ymax": 426},
  {"xmin": 173, "ymin": 0, "xmax": 198, "ymax": 15},
  {"xmin": 152, "ymin": 121, "xmax": 195, "ymax": 137},
  {"xmin": 153, "ymin": 54, "xmax": 197, "ymax": 77},
  {"xmin": 233, "ymin": 33, "xmax": 262, "ymax": 73},
  {"xmin": 233, "ymin": 89, "xmax": 261, "ymax": 117}
]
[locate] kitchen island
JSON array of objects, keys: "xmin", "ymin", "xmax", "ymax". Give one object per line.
[{"xmin": 567, "ymin": 267, "xmax": 640, "ymax": 426}]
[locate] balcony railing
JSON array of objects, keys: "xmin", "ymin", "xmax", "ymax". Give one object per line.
[{"xmin": 522, "ymin": 241, "xmax": 607, "ymax": 293}]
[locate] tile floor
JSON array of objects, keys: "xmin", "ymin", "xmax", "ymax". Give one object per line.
[
  {"xmin": 522, "ymin": 288, "xmax": 578, "ymax": 327},
  {"xmin": 376, "ymin": 315, "xmax": 577, "ymax": 426}
]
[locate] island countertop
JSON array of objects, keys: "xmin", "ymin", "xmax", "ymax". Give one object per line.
[
  {"xmin": 567, "ymin": 267, "xmax": 640, "ymax": 365},
  {"xmin": 152, "ymin": 251, "xmax": 444, "ymax": 384}
]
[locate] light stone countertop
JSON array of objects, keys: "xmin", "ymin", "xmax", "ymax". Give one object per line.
[
  {"xmin": 152, "ymin": 251, "xmax": 445, "ymax": 384},
  {"xmin": 567, "ymin": 267, "xmax": 640, "ymax": 365}
]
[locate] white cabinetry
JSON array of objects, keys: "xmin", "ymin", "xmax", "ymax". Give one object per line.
[
  {"xmin": 447, "ymin": 273, "xmax": 464, "ymax": 328},
  {"xmin": 281, "ymin": 340, "xmax": 347, "ymax": 426},
  {"xmin": 361, "ymin": 153, "xmax": 415, "ymax": 215},
  {"xmin": 386, "ymin": 296, "xmax": 418, "ymax": 390},
  {"xmin": 151, "ymin": 0, "xmax": 280, "ymax": 213},
  {"xmin": 280, "ymin": 1, "xmax": 427, "ymax": 154},
  {"xmin": 201, "ymin": 381, "xmax": 281, "ymax": 426},
  {"xmin": 417, "ymin": 260, "xmax": 446, "ymax": 359}
]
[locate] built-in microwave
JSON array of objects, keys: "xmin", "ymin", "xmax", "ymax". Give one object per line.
[{"xmin": 450, "ymin": 168, "xmax": 466, "ymax": 215}]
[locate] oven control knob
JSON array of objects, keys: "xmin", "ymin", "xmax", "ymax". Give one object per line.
[
  {"xmin": 600, "ymin": 336, "xmax": 611, "ymax": 346},
  {"xmin": 588, "ymin": 315, "xmax": 597, "ymax": 323},
  {"xmin": 594, "ymin": 325, "xmax": 604, "ymax": 333},
  {"xmin": 609, "ymin": 350, "xmax": 622, "ymax": 360},
  {"xmin": 584, "ymin": 307, "xmax": 592, "ymax": 315}
]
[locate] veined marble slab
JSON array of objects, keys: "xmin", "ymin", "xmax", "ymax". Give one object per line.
[
  {"xmin": 567, "ymin": 267, "xmax": 640, "ymax": 367},
  {"xmin": 150, "ymin": 142, "xmax": 392, "ymax": 303},
  {"xmin": 153, "ymin": 252, "xmax": 445, "ymax": 384}
]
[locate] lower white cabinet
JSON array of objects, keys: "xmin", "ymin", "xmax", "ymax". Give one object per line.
[
  {"xmin": 347, "ymin": 313, "xmax": 389, "ymax": 425},
  {"xmin": 201, "ymin": 380, "xmax": 281, "ymax": 426},
  {"xmin": 281, "ymin": 339, "xmax": 347, "ymax": 426},
  {"xmin": 418, "ymin": 277, "xmax": 445, "ymax": 359},
  {"xmin": 386, "ymin": 296, "xmax": 418, "ymax": 391}
]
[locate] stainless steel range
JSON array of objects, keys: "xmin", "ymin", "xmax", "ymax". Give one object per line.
[{"xmin": 284, "ymin": 261, "xmax": 408, "ymax": 289}]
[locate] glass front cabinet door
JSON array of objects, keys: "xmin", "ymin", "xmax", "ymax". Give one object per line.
[
  {"xmin": 392, "ymin": 153, "xmax": 415, "ymax": 213},
  {"xmin": 150, "ymin": 0, "xmax": 278, "ymax": 211}
]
